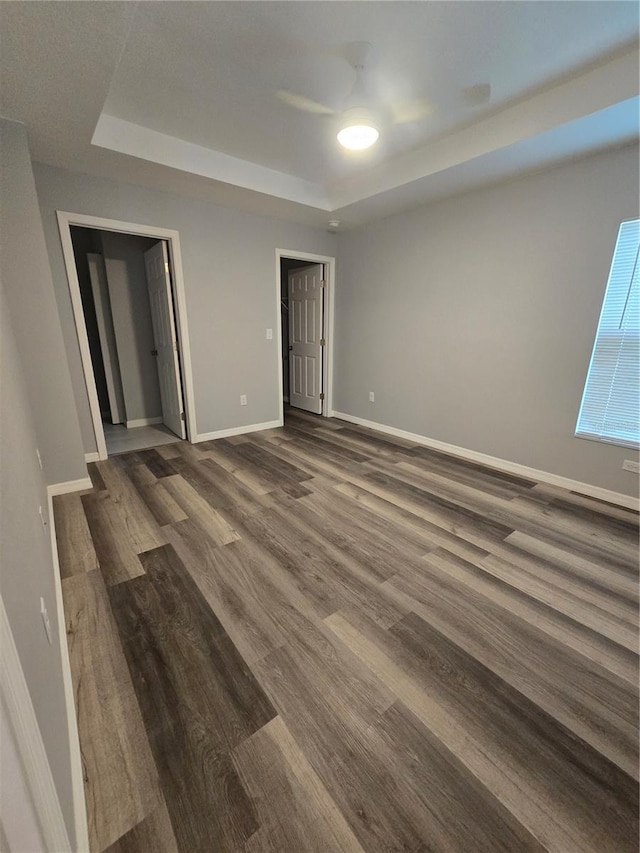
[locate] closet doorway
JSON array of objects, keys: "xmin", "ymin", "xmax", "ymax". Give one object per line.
[
  {"xmin": 277, "ymin": 250, "xmax": 335, "ymax": 422},
  {"xmin": 58, "ymin": 213, "xmax": 195, "ymax": 459}
]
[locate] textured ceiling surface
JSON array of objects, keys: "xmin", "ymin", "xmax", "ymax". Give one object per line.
[{"xmin": 1, "ymin": 1, "xmax": 638, "ymax": 225}]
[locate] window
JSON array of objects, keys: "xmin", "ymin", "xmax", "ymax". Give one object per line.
[{"xmin": 576, "ymin": 219, "xmax": 639, "ymax": 448}]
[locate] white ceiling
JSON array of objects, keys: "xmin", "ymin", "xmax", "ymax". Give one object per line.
[{"xmin": 1, "ymin": 1, "xmax": 638, "ymax": 227}]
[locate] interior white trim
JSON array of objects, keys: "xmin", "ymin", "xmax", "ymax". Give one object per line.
[
  {"xmin": 0, "ymin": 594, "xmax": 72, "ymax": 853},
  {"xmin": 56, "ymin": 211, "xmax": 198, "ymax": 460},
  {"xmin": 84, "ymin": 452, "xmax": 100, "ymax": 464},
  {"xmin": 276, "ymin": 249, "xmax": 336, "ymax": 422},
  {"xmin": 93, "ymin": 114, "xmax": 330, "ymax": 211},
  {"xmin": 332, "ymin": 411, "xmax": 640, "ymax": 511},
  {"xmin": 194, "ymin": 419, "xmax": 282, "ymax": 443},
  {"xmin": 125, "ymin": 416, "xmax": 163, "ymax": 429},
  {"xmin": 48, "ymin": 477, "xmax": 93, "ymax": 497},
  {"xmin": 46, "ymin": 489, "xmax": 90, "ymax": 853}
]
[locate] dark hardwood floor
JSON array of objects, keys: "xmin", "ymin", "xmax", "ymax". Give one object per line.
[{"xmin": 55, "ymin": 408, "xmax": 640, "ymax": 853}]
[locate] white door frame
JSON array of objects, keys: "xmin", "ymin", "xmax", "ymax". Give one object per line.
[
  {"xmin": 276, "ymin": 249, "xmax": 336, "ymax": 423},
  {"xmin": 57, "ymin": 211, "xmax": 197, "ymax": 460}
]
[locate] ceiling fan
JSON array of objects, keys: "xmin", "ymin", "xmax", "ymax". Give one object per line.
[{"xmin": 277, "ymin": 42, "xmax": 491, "ymax": 151}]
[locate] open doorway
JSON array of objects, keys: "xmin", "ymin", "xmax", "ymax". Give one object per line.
[
  {"xmin": 69, "ymin": 227, "xmax": 185, "ymax": 455},
  {"xmin": 277, "ymin": 250, "xmax": 335, "ymax": 423},
  {"xmin": 58, "ymin": 212, "xmax": 195, "ymax": 460}
]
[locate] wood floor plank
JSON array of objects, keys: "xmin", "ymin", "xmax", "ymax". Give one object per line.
[
  {"xmin": 164, "ymin": 521, "xmax": 291, "ymax": 664},
  {"xmin": 103, "ymin": 797, "xmax": 178, "ymax": 853},
  {"xmin": 282, "ymin": 487, "xmax": 427, "ymax": 585},
  {"xmin": 87, "ymin": 461, "xmax": 107, "ymax": 491},
  {"xmin": 386, "ymin": 555, "xmax": 639, "ymax": 778},
  {"xmin": 387, "ymin": 459, "xmax": 637, "ymax": 569},
  {"xmin": 199, "ymin": 440, "xmax": 277, "ymax": 494},
  {"xmin": 96, "ymin": 459, "xmax": 166, "ymax": 553},
  {"xmin": 154, "ymin": 443, "xmax": 182, "ymax": 460},
  {"xmin": 217, "ymin": 505, "xmax": 346, "ymax": 619},
  {"xmin": 109, "ymin": 544, "xmax": 276, "ymax": 852},
  {"xmin": 252, "ymin": 646, "xmax": 436, "ymax": 853},
  {"xmin": 62, "ymin": 570, "xmax": 160, "ymax": 852},
  {"xmin": 313, "ymin": 424, "xmax": 405, "ymax": 458},
  {"xmin": 285, "ymin": 426, "xmax": 373, "ymax": 464},
  {"xmin": 326, "ymin": 609, "xmax": 639, "ymax": 853},
  {"xmin": 253, "ymin": 433, "xmax": 346, "ymax": 486},
  {"xmin": 81, "ymin": 492, "xmax": 145, "ymax": 586},
  {"xmin": 162, "ymin": 473, "xmax": 240, "ymax": 546},
  {"xmin": 406, "ymin": 443, "xmax": 539, "ymax": 491},
  {"xmin": 59, "ymin": 407, "xmax": 639, "ymax": 853},
  {"xmin": 298, "ymin": 479, "xmax": 434, "ymax": 559},
  {"xmin": 141, "ymin": 481, "xmax": 188, "ymax": 526},
  {"xmin": 233, "ymin": 716, "xmax": 366, "ymax": 853},
  {"xmin": 531, "ymin": 482, "xmax": 640, "ymax": 523},
  {"xmin": 122, "ymin": 463, "xmax": 157, "ymax": 495},
  {"xmin": 344, "ymin": 468, "xmax": 516, "ymax": 550},
  {"xmin": 504, "ymin": 530, "xmax": 638, "ymax": 599},
  {"xmin": 479, "ymin": 551, "xmax": 638, "ymax": 651},
  {"xmin": 334, "ymin": 480, "xmax": 493, "ymax": 562},
  {"xmin": 245, "ymin": 501, "xmax": 410, "ymax": 629},
  {"xmin": 135, "ymin": 448, "xmax": 177, "ymax": 479},
  {"xmin": 435, "ymin": 546, "xmax": 638, "ymax": 684},
  {"xmin": 169, "ymin": 454, "xmax": 273, "ymax": 513},
  {"xmin": 53, "ymin": 492, "xmax": 99, "ymax": 578},
  {"xmin": 230, "ymin": 440, "xmax": 314, "ymax": 484},
  {"xmin": 372, "ymin": 700, "xmax": 546, "ymax": 852}
]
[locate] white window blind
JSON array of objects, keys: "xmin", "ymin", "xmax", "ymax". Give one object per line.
[{"xmin": 576, "ymin": 219, "xmax": 639, "ymax": 448}]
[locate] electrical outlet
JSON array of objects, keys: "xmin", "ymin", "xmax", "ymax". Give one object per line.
[
  {"xmin": 40, "ymin": 598, "xmax": 53, "ymax": 646},
  {"xmin": 240, "ymin": 394, "xmax": 248, "ymax": 406},
  {"xmin": 38, "ymin": 506, "xmax": 47, "ymax": 532},
  {"xmin": 36, "ymin": 448, "xmax": 44, "ymax": 470},
  {"xmin": 622, "ymin": 459, "xmax": 640, "ymax": 474},
  {"xmin": 369, "ymin": 391, "xmax": 375, "ymax": 403},
  {"xmin": 266, "ymin": 328, "xmax": 273, "ymax": 340}
]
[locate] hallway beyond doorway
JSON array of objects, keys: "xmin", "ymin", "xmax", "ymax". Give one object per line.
[{"xmin": 103, "ymin": 422, "xmax": 182, "ymax": 455}]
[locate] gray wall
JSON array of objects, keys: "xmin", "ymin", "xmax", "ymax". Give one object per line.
[
  {"xmin": 335, "ymin": 143, "xmax": 640, "ymax": 498},
  {"xmin": 34, "ymin": 164, "xmax": 337, "ymax": 452},
  {"xmin": 0, "ymin": 119, "xmax": 79, "ymax": 846},
  {"xmin": 100, "ymin": 232, "xmax": 161, "ymax": 424},
  {"xmin": 0, "ymin": 121, "xmax": 86, "ymax": 485}
]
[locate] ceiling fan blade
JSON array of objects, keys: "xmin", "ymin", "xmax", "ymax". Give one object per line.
[
  {"xmin": 276, "ymin": 90, "xmax": 335, "ymax": 115},
  {"xmin": 390, "ymin": 98, "xmax": 434, "ymax": 125}
]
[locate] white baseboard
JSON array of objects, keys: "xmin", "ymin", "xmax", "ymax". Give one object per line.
[
  {"xmin": 194, "ymin": 419, "xmax": 283, "ymax": 443},
  {"xmin": 125, "ymin": 416, "xmax": 163, "ymax": 429},
  {"xmin": 84, "ymin": 452, "xmax": 100, "ymax": 463},
  {"xmin": 0, "ymin": 594, "xmax": 72, "ymax": 852},
  {"xmin": 48, "ymin": 477, "xmax": 93, "ymax": 497},
  {"xmin": 332, "ymin": 411, "xmax": 639, "ymax": 511},
  {"xmin": 46, "ymin": 489, "xmax": 90, "ymax": 852}
]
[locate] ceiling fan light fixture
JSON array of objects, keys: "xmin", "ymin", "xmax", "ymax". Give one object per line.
[{"xmin": 337, "ymin": 107, "xmax": 379, "ymax": 151}]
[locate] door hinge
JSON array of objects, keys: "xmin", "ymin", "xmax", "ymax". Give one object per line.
[
  {"xmin": 180, "ymin": 412, "xmax": 186, "ymax": 421},
  {"xmin": 164, "ymin": 262, "xmax": 170, "ymax": 274},
  {"xmin": 320, "ymin": 280, "xmax": 327, "ymax": 288},
  {"xmin": 320, "ymin": 338, "xmax": 326, "ymax": 347},
  {"xmin": 173, "ymin": 341, "xmax": 180, "ymax": 353},
  {"xmin": 319, "ymin": 393, "xmax": 325, "ymax": 401}
]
